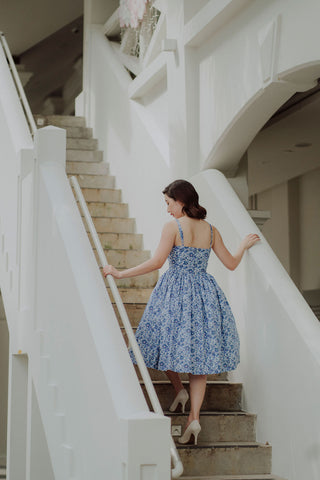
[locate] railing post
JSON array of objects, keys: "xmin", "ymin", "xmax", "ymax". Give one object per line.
[{"xmin": 31, "ymin": 126, "xmax": 66, "ymax": 334}]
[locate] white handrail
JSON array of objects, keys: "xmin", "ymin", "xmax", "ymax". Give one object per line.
[
  {"xmin": 0, "ymin": 32, "xmax": 37, "ymax": 136},
  {"xmin": 70, "ymin": 176, "xmax": 184, "ymax": 478}
]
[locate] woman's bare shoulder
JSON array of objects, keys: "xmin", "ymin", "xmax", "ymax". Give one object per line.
[{"xmin": 162, "ymin": 219, "xmax": 178, "ymax": 233}]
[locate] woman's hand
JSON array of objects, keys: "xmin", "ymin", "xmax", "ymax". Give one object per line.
[
  {"xmin": 103, "ymin": 264, "xmax": 122, "ymax": 279},
  {"xmin": 241, "ymin": 233, "xmax": 260, "ymax": 250}
]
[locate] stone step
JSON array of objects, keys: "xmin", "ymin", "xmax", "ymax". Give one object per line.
[
  {"xmin": 107, "ymin": 287, "xmax": 153, "ymax": 303},
  {"xmin": 73, "ymin": 174, "xmax": 115, "ymax": 189},
  {"xmin": 179, "ymin": 476, "xmax": 286, "ymax": 480},
  {"xmin": 66, "ymin": 150, "xmax": 103, "ymax": 163},
  {"xmin": 66, "ymin": 137, "xmax": 98, "ymax": 150},
  {"xmin": 94, "ymin": 232, "xmax": 143, "ymax": 250},
  {"xmin": 64, "ymin": 126, "xmax": 94, "ymax": 139},
  {"xmin": 82, "ymin": 188, "xmax": 122, "ymax": 203},
  {"xmin": 95, "ymin": 248, "xmax": 150, "ymax": 268},
  {"xmin": 87, "ymin": 202, "xmax": 128, "ymax": 218},
  {"xmin": 91, "ymin": 217, "xmax": 135, "ymax": 234},
  {"xmin": 142, "ymin": 382, "xmax": 242, "ymax": 412},
  {"xmin": 114, "ymin": 272, "xmax": 158, "ymax": 288},
  {"xmin": 35, "ymin": 114, "xmax": 86, "ymax": 127},
  {"xmin": 67, "ymin": 161, "xmax": 109, "ymax": 176},
  {"xmin": 177, "ymin": 442, "xmax": 272, "ymax": 476},
  {"xmin": 101, "ymin": 271, "xmax": 157, "ymax": 290},
  {"xmin": 170, "ymin": 412, "xmax": 256, "ymax": 443}
]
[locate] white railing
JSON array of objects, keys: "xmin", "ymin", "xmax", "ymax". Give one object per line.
[
  {"xmin": 70, "ymin": 176, "xmax": 183, "ymax": 479},
  {"xmin": 0, "ymin": 32, "xmax": 37, "ymax": 137}
]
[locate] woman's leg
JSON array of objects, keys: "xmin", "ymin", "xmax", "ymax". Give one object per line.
[
  {"xmin": 187, "ymin": 373, "xmax": 207, "ymax": 426},
  {"xmin": 166, "ymin": 370, "xmax": 184, "ymax": 394}
]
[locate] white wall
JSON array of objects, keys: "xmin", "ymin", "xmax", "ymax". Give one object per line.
[
  {"xmin": 257, "ymin": 182, "xmax": 290, "ymax": 274},
  {"xmin": 0, "ymin": 294, "xmax": 9, "ymax": 466},
  {"xmin": 299, "ymin": 168, "xmax": 320, "ymax": 291},
  {"xmin": 192, "ymin": 169, "xmax": 320, "ymax": 480}
]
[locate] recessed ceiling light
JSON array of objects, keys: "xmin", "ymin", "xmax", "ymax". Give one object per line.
[{"xmin": 294, "ymin": 142, "xmax": 312, "ymax": 148}]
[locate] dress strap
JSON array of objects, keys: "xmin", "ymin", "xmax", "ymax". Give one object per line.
[
  {"xmin": 175, "ymin": 218, "xmax": 184, "ymax": 246},
  {"xmin": 209, "ymin": 224, "xmax": 214, "ymax": 248}
]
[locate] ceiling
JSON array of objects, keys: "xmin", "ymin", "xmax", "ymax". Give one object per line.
[{"xmin": 0, "ymin": 0, "xmax": 83, "ymax": 55}]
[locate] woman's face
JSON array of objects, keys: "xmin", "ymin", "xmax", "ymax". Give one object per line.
[{"xmin": 164, "ymin": 194, "xmax": 184, "ymax": 218}]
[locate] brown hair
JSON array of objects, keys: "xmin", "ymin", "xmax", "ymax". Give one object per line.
[{"xmin": 162, "ymin": 179, "xmax": 207, "ymax": 219}]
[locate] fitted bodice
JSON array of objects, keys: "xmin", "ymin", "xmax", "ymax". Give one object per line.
[
  {"xmin": 167, "ymin": 218, "xmax": 213, "ymax": 274},
  {"xmin": 168, "ymin": 245, "xmax": 211, "ymax": 273}
]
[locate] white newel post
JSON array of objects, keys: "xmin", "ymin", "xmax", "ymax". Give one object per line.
[{"xmin": 121, "ymin": 413, "xmax": 171, "ymax": 480}]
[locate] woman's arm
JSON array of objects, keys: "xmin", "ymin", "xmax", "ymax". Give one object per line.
[
  {"xmin": 103, "ymin": 221, "xmax": 176, "ymax": 279},
  {"xmin": 213, "ymin": 228, "xmax": 260, "ymax": 271}
]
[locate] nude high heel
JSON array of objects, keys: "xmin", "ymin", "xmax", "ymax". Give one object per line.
[
  {"xmin": 169, "ymin": 388, "xmax": 189, "ymax": 413},
  {"xmin": 178, "ymin": 420, "xmax": 201, "ymax": 445}
]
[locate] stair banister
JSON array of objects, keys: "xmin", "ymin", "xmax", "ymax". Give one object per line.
[
  {"xmin": 0, "ymin": 32, "xmax": 37, "ymax": 137},
  {"xmin": 70, "ymin": 175, "xmax": 184, "ymax": 479}
]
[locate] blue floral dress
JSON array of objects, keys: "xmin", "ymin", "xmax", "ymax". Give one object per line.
[{"xmin": 130, "ymin": 219, "xmax": 240, "ymax": 375}]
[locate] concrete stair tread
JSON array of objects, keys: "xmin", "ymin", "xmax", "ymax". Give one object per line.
[
  {"xmin": 180, "ymin": 476, "xmax": 285, "ymax": 480},
  {"xmin": 63, "ymin": 126, "xmax": 94, "ymax": 138},
  {"xmin": 107, "ymin": 287, "xmax": 153, "ymax": 303},
  {"xmin": 145, "ymin": 380, "xmax": 241, "ymax": 386},
  {"xmin": 177, "ymin": 442, "xmax": 270, "ymax": 448},
  {"xmin": 97, "ymin": 250, "xmax": 150, "ymax": 268},
  {"xmin": 82, "ymin": 187, "xmax": 122, "ymax": 203},
  {"xmin": 142, "ymin": 381, "xmax": 242, "ymax": 412},
  {"xmin": 170, "ymin": 411, "xmax": 257, "ymax": 442},
  {"xmin": 95, "ymin": 232, "xmax": 142, "ymax": 250},
  {"xmin": 178, "ymin": 440, "xmax": 272, "ymax": 476},
  {"xmin": 84, "ymin": 202, "xmax": 129, "ymax": 219},
  {"xmin": 67, "ymin": 150, "xmax": 103, "ymax": 162},
  {"xmin": 67, "ymin": 161, "xmax": 109, "ymax": 175},
  {"xmin": 67, "ymin": 138, "xmax": 98, "ymax": 150},
  {"xmin": 100, "ymin": 247, "xmax": 145, "ymax": 252},
  {"xmin": 88, "ymin": 217, "xmax": 135, "ymax": 234},
  {"xmin": 112, "ymin": 273, "xmax": 157, "ymax": 288},
  {"xmin": 86, "ymin": 202, "xmax": 128, "ymax": 218},
  {"xmin": 76, "ymin": 174, "xmax": 115, "ymax": 188},
  {"xmin": 35, "ymin": 114, "xmax": 86, "ymax": 127},
  {"xmin": 86, "ymin": 201, "xmax": 127, "ymax": 206},
  {"xmin": 68, "ymin": 149, "xmax": 103, "ymax": 156},
  {"xmin": 167, "ymin": 411, "xmax": 253, "ymax": 417}
]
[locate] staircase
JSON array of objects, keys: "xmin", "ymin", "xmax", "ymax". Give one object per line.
[{"xmin": 33, "ymin": 114, "xmax": 286, "ymax": 480}]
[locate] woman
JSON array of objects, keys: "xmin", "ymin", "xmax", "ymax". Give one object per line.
[{"xmin": 103, "ymin": 179, "xmax": 260, "ymax": 445}]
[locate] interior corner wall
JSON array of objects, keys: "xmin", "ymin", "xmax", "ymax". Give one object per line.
[
  {"xmin": 257, "ymin": 182, "xmax": 291, "ymax": 274},
  {"xmin": 299, "ymin": 167, "xmax": 320, "ymax": 291},
  {"xmin": 0, "ymin": 292, "xmax": 9, "ymax": 466}
]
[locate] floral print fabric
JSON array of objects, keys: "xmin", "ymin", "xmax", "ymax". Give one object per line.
[{"xmin": 130, "ymin": 219, "xmax": 240, "ymax": 375}]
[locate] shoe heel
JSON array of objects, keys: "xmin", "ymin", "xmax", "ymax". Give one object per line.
[
  {"xmin": 178, "ymin": 420, "xmax": 201, "ymax": 445},
  {"xmin": 169, "ymin": 389, "xmax": 189, "ymax": 413}
]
